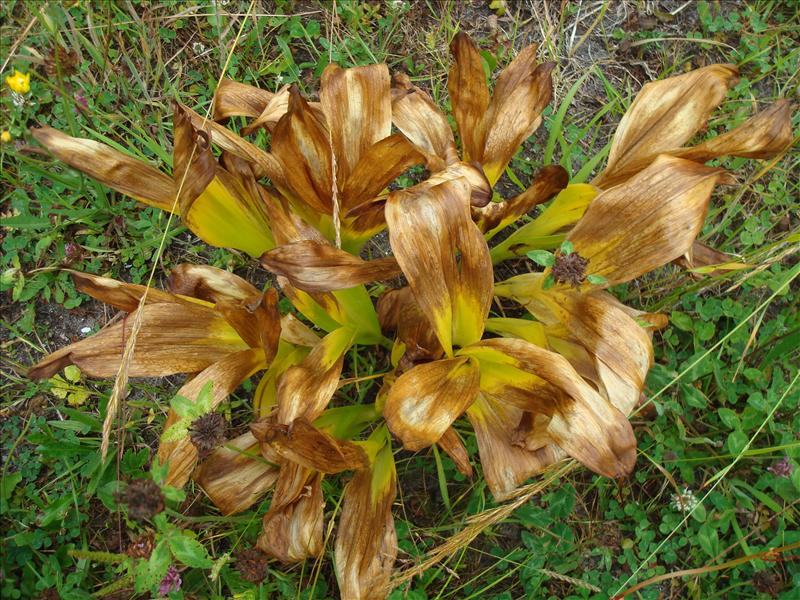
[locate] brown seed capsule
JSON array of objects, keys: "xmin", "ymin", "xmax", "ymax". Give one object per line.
[
  {"xmin": 189, "ymin": 412, "xmax": 227, "ymax": 456},
  {"xmin": 44, "ymin": 46, "xmax": 79, "ymax": 78},
  {"xmin": 552, "ymin": 251, "xmax": 589, "ymax": 287},
  {"xmin": 236, "ymin": 547, "xmax": 270, "ymax": 584},
  {"xmin": 118, "ymin": 479, "xmax": 165, "ymax": 521},
  {"xmin": 125, "ymin": 531, "xmax": 156, "ymax": 559}
]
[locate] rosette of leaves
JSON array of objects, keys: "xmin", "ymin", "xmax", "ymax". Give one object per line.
[{"xmin": 29, "ymin": 32, "xmax": 791, "ymax": 600}]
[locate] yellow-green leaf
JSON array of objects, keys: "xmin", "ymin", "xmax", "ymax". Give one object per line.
[{"xmin": 491, "ymin": 184, "xmax": 598, "ymax": 263}]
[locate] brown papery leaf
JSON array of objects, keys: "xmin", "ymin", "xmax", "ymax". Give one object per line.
[
  {"xmin": 437, "ymin": 427, "xmax": 473, "ymax": 478},
  {"xmin": 252, "ymin": 417, "xmax": 368, "ymax": 474},
  {"xmin": 193, "ymin": 432, "xmax": 278, "ymax": 515},
  {"xmin": 391, "ymin": 72, "xmax": 458, "ymax": 170},
  {"xmin": 276, "ymin": 327, "xmax": 356, "ymax": 424},
  {"xmin": 279, "ymin": 313, "xmax": 321, "ymax": 347},
  {"xmin": 344, "ymin": 162, "xmax": 490, "ymax": 225},
  {"xmin": 386, "ymin": 177, "xmax": 493, "ymax": 356},
  {"xmin": 343, "ymin": 198, "xmax": 395, "ymax": 241},
  {"xmin": 675, "ymin": 240, "xmax": 743, "ymax": 277},
  {"xmin": 241, "ymin": 85, "xmax": 291, "ymax": 135},
  {"xmin": 472, "ymin": 338, "xmax": 636, "ymax": 479},
  {"xmin": 467, "ymin": 394, "xmax": 563, "ymax": 501},
  {"xmin": 31, "ymin": 127, "xmax": 176, "ymax": 212},
  {"xmin": 272, "ymin": 87, "xmax": 333, "ymax": 215},
  {"xmin": 70, "ymin": 271, "xmax": 184, "ymax": 313},
  {"xmin": 241, "ymin": 87, "xmax": 325, "ymax": 137},
  {"xmin": 516, "ymin": 412, "xmax": 556, "ymax": 452},
  {"xmin": 592, "ymin": 290, "xmax": 668, "ymax": 332},
  {"xmin": 533, "ymin": 289, "xmax": 653, "ymax": 415},
  {"xmin": 219, "ymin": 150, "xmax": 265, "ymax": 202},
  {"xmin": 213, "ymin": 78, "xmax": 275, "ymax": 120},
  {"xmin": 340, "ymin": 133, "xmax": 425, "ymax": 210},
  {"xmin": 158, "ymin": 347, "xmax": 268, "ymax": 487},
  {"xmin": 594, "ymin": 64, "xmax": 739, "ymax": 188},
  {"xmin": 489, "ymin": 43, "xmax": 539, "ymax": 107},
  {"xmin": 376, "ymin": 287, "xmax": 443, "ymax": 364},
  {"xmin": 28, "ymin": 302, "xmax": 249, "ymax": 380},
  {"xmin": 179, "ymin": 103, "xmax": 285, "ymax": 184},
  {"xmin": 167, "ymin": 264, "xmax": 260, "ymax": 303},
  {"xmin": 671, "ymin": 99, "xmax": 793, "ymax": 163},
  {"xmin": 568, "ymin": 155, "xmax": 729, "ymax": 286},
  {"xmin": 448, "ymin": 33, "xmax": 489, "ymax": 163},
  {"xmin": 261, "ymin": 240, "xmax": 402, "ymax": 292},
  {"xmin": 383, "ymin": 356, "xmax": 480, "ymax": 451},
  {"xmin": 474, "ymin": 164, "xmax": 568, "ymax": 234},
  {"xmin": 173, "ymin": 103, "xmax": 217, "ymax": 213},
  {"xmin": 173, "ymin": 105, "xmax": 277, "ymax": 257},
  {"xmin": 257, "ymin": 186, "xmax": 327, "ymax": 247},
  {"xmin": 457, "ymin": 343, "xmax": 562, "ymax": 413},
  {"xmin": 335, "ymin": 444, "xmax": 397, "ymax": 600},
  {"xmin": 411, "ymin": 161, "xmax": 492, "ymax": 207},
  {"xmin": 215, "ymin": 289, "xmax": 281, "ymax": 360},
  {"xmin": 320, "ymin": 63, "xmax": 392, "ymax": 186},
  {"xmin": 259, "ymin": 463, "xmax": 324, "ymax": 562},
  {"xmin": 482, "ymin": 60, "xmax": 554, "ymax": 186}
]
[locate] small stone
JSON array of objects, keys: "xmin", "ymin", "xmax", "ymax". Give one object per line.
[{"xmin": 80, "ymin": 326, "xmax": 92, "ymax": 335}]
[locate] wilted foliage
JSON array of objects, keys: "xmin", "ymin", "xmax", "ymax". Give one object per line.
[{"xmin": 29, "ymin": 32, "xmax": 791, "ymax": 599}]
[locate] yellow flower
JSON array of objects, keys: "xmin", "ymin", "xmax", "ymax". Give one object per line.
[
  {"xmin": 0, "ymin": 131, "xmax": 11, "ymax": 143},
  {"xmin": 6, "ymin": 70, "xmax": 30, "ymax": 94}
]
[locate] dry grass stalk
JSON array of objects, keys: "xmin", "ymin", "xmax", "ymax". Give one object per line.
[{"xmin": 387, "ymin": 460, "xmax": 577, "ymax": 593}]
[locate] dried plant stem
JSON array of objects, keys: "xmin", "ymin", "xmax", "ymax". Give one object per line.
[
  {"xmin": 327, "ymin": 0, "xmax": 341, "ymax": 249},
  {"xmin": 611, "ymin": 541, "xmax": 800, "ymax": 599},
  {"xmin": 329, "ymin": 128, "xmax": 342, "ymax": 249},
  {"xmin": 388, "ymin": 460, "xmax": 576, "ymax": 593}
]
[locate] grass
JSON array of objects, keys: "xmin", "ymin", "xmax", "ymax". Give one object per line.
[{"xmin": 1, "ymin": 1, "xmax": 799, "ymax": 599}]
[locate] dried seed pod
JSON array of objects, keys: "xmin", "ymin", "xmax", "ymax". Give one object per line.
[
  {"xmin": 125, "ymin": 531, "xmax": 155, "ymax": 558},
  {"xmin": 236, "ymin": 547, "xmax": 269, "ymax": 583},
  {"xmin": 118, "ymin": 479, "xmax": 165, "ymax": 521},
  {"xmin": 552, "ymin": 251, "xmax": 588, "ymax": 287},
  {"xmin": 44, "ymin": 46, "xmax": 78, "ymax": 77},
  {"xmin": 189, "ymin": 412, "xmax": 227, "ymax": 456}
]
